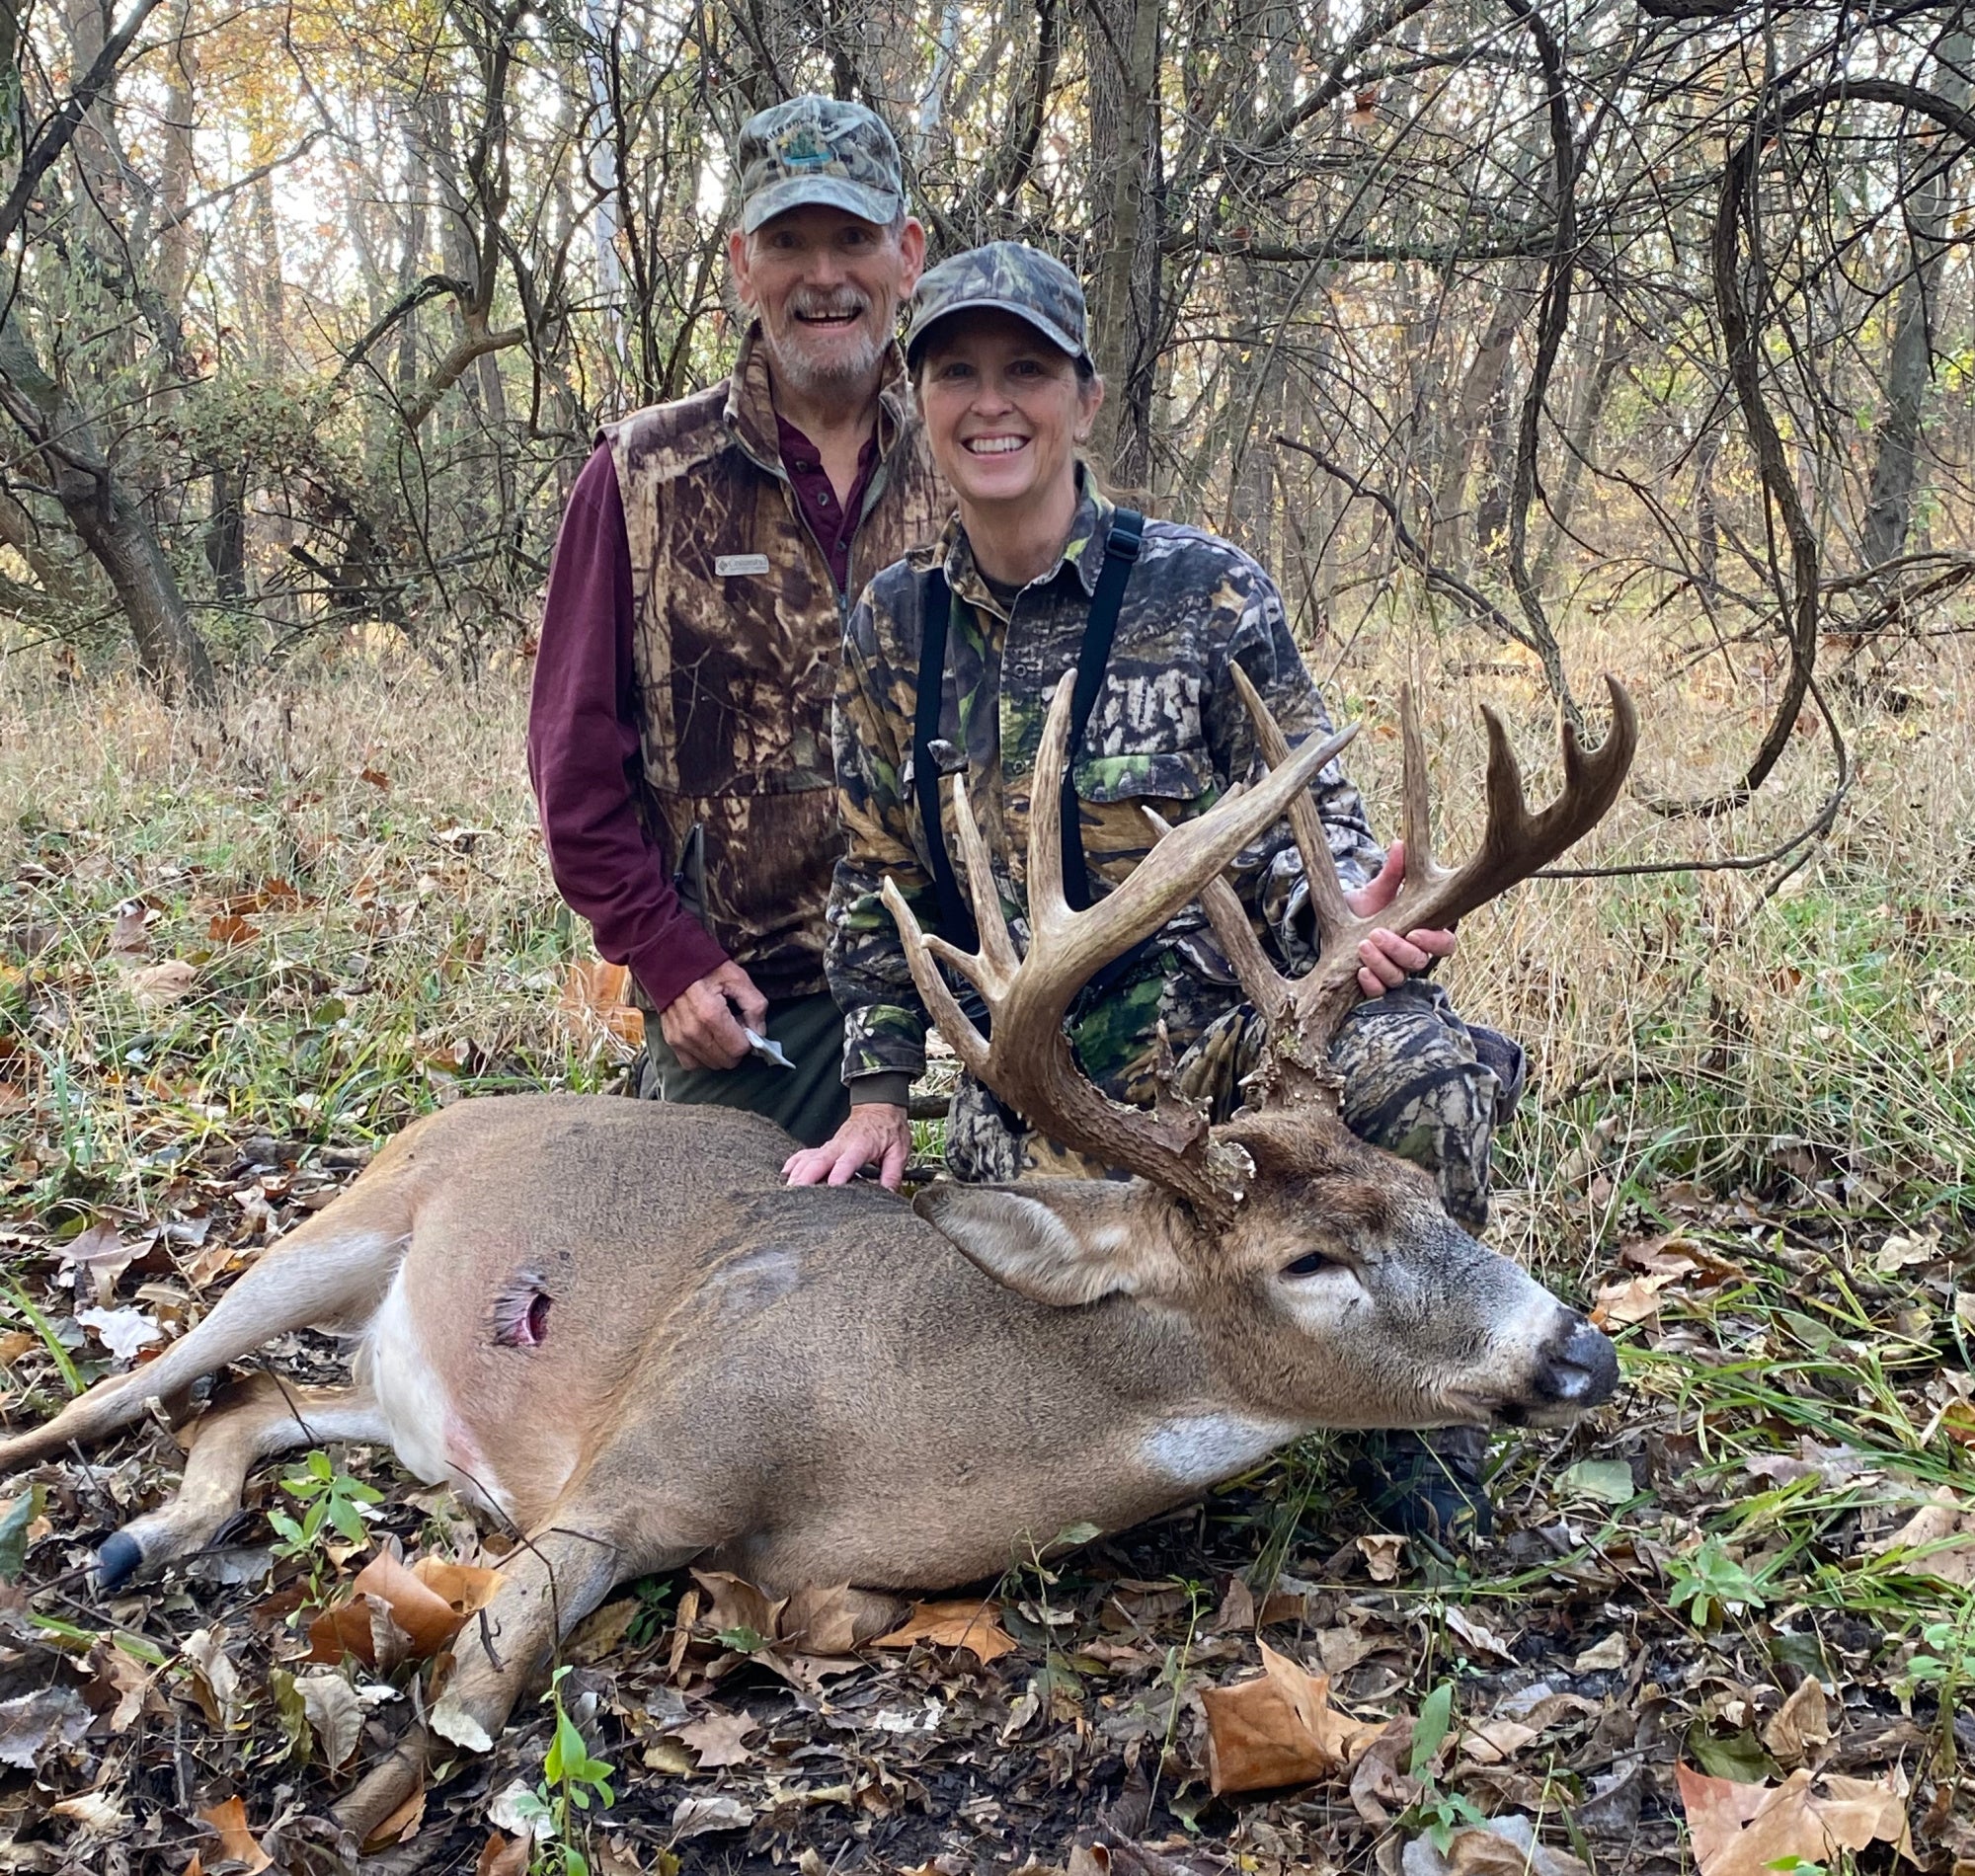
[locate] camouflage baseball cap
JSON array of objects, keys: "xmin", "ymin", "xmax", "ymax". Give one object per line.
[
  {"xmin": 735, "ymin": 96, "xmax": 904, "ymax": 234},
  {"xmin": 904, "ymin": 241, "xmax": 1090, "ymax": 370}
]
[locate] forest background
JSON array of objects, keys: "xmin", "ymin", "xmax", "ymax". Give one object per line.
[{"xmin": 1, "ymin": 1, "xmax": 1974, "ymax": 1872}]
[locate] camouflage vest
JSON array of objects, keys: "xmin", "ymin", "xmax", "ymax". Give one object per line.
[{"xmin": 604, "ymin": 327, "xmax": 950, "ymax": 1001}]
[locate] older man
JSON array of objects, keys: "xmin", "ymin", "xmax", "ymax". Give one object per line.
[{"xmin": 530, "ymin": 97, "xmax": 950, "ymax": 1144}]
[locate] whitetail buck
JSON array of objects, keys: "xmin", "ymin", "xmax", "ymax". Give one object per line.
[{"xmin": 0, "ymin": 676, "xmax": 1634, "ymax": 1841}]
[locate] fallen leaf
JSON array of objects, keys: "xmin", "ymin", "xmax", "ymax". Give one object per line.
[
  {"xmin": 691, "ymin": 1569, "xmax": 784, "ymax": 1647},
  {"xmin": 123, "ymin": 959, "xmax": 198, "ymax": 1009},
  {"xmin": 489, "ymin": 1780, "xmax": 552, "ymax": 1840},
  {"xmin": 476, "ymin": 1834, "xmax": 533, "ymax": 1876},
  {"xmin": 678, "ymin": 1706, "xmax": 758, "ymax": 1769},
  {"xmin": 1200, "ymin": 1642, "xmax": 1386, "ymax": 1794},
  {"xmin": 1571, "ymin": 1633, "xmax": 1629, "ymax": 1673},
  {"xmin": 109, "ymin": 900, "xmax": 151, "ymax": 958},
  {"xmin": 410, "ymin": 1554, "xmax": 504, "ymax": 1615},
  {"xmin": 360, "ymin": 764, "xmax": 392, "ymax": 790},
  {"xmin": 310, "ymin": 1551, "xmax": 467, "ymax": 1665},
  {"xmin": 1675, "ymin": 1763, "xmax": 1912, "ymax": 1876},
  {"xmin": 1458, "ymin": 1717, "xmax": 1540, "ymax": 1764},
  {"xmin": 198, "ymin": 1797, "xmax": 273, "ymax": 1875},
  {"xmin": 60, "ymin": 1221, "xmax": 142, "ymax": 1307},
  {"xmin": 780, "ymin": 1581, "xmax": 897, "ymax": 1654},
  {"xmin": 1875, "ymin": 1488, "xmax": 1975, "ymax": 1585},
  {"xmin": 873, "ymin": 1598, "xmax": 1018, "ymax": 1664},
  {"xmin": 1592, "ymin": 1272, "xmax": 1674, "ymax": 1329},
  {"xmin": 0, "ymin": 1685, "xmax": 92, "ymax": 1770},
  {"xmin": 1761, "ymin": 1679, "xmax": 1831, "ymax": 1768},
  {"xmin": 50, "ymin": 1789, "xmax": 127, "ymax": 1833},
  {"xmin": 76, "ymin": 1303, "xmax": 163, "ymax": 1362},
  {"xmin": 1349, "ymin": 1716, "xmax": 1419, "ymax": 1825},
  {"xmin": 559, "ymin": 959, "xmax": 645, "ymax": 1049},
  {"xmin": 1445, "ymin": 1816, "xmax": 1590, "ymax": 1876},
  {"xmin": 1444, "ymin": 1606, "xmax": 1519, "ymax": 1663},
  {"xmin": 1875, "ymin": 1228, "xmax": 1940, "ymax": 1273},
  {"xmin": 182, "ymin": 1626, "xmax": 246, "ymax": 1731},
  {"xmin": 206, "ymin": 912, "xmax": 259, "ymax": 947},
  {"xmin": 360, "ymin": 1778, "xmax": 426, "ymax": 1852},
  {"xmin": 297, "ymin": 1671, "xmax": 364, "ymax": 1771},
  {"xmin": 1357, "ymin": 1532, "xmax": 1405, "ymax": 1582},
  {"xmin": 672, "ymin": 1793, "xmax": 755, "ymax": 1838},
  {"xmin": 1557, "ymin": 1458, "xmax": 1636, "ymax": 1505}
]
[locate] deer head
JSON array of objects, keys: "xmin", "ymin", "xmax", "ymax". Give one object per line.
[{"xmin": 884, "ymin": 670, "xmax": 1638, "ymax": 1431}]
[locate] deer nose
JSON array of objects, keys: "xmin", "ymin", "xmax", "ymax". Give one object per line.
[{"xmin": 1537, "ymin": 1313, "xmax": 1619, "ymax": 1407}]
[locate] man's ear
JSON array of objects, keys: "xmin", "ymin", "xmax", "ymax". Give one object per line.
[
  {"xmin": 913, "ymin": 1182, "xmax": 1185, "ymax": 1307},
  {"xmin": 896, "ymin": 216, "xmax": 927, "ymax": 296},
  {"xmin": 728, "ymin": 225, "xmax": 753, "ymax": 307}
]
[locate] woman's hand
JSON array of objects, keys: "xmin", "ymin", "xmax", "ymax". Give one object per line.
[
  {"xmin": 1341, "ymin": 839, "xmax": 1457, "ymax": 996},
  {"xmin": 783, "ymin": 1103, "xmax": 912, "ymax": 1190}
]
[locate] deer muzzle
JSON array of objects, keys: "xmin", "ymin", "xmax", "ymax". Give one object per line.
[{"xmin": 1521, "ymin": 1311, "xmax": 1619, "ymax": 1422}]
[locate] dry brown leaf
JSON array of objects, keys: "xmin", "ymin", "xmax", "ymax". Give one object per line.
[
  {"xmin": 50, "ymin": 1790, "xmax": 126, "ymax": 1833},
  {"xmin": 360, "ymin": 764, "xmax": 392, "ymax": 790},
  {"xmin": 691, "ymin": 1569, "xmax": 785, "ymax": 1643},
  {"xmin": 1592, "ymin": 1272, "xmax": 1674, "ymax": 1329},
  {"xmin": 1446, "ymin": 1820, "xmax": 1590, "ymax": 1876},
  {"xmin": 1459, "ymin": 1717, "xmax": 1541, "ymax": 1765},
  {"xmin": 1571, "ymin": 1633, "xmax": 1629, "ymax": 1673},
  {"xmin": 1675, "ymin": 1763, "xmax": 1912, "ymax": 1876},
  {"xmin": 1357, "ymin": 1532, "xmax": 1405, "ymax": 1582},
  {"xmin": 361, "ymin": 1779, "xmax": 426, "ymax": 1853},
  {"xmin": 198, "ymin": 1796, "xmax": 273, "ymax": 1875},
  {"xmin": 678, "ymin": 1706, "xmax": 759, "ymax": 1769},
  {"xmin": 1200, "ymin": 1641, "xmax": 1385, "ymax": 1794},
  {"xmin": 123, "ymin": 959, "xmax": 197, "ymax": 1009},
  {"xmin": 1348, "ymin": 1716, "xmax": 1418, "ymax": 1826},
  {"xmin": 1761, "ymin": 1679, "xmax": 1832, "ymax": 1768},
  {"xmin": 559, "ymin": 960, "xmax": 645, "ymax": 1048},
  {"xmin": 872, "ymin": 1598, "xmax": 1017, "ymax": 1664},
  {"xmin": 206, "ymin": 913, "xmax": 259, "ymax": 947},
  {"xmin": 476, "ymin": 1833, "xmax": 532, "ymax": 1876},
  {"xmin": 309, "ymin": 1551, "xmax": 467, "ymax": 1666},
  {"xmin": 296, "ymin": 1671, "xmax": 363, "ymax": 1772},
  {"xmin": 780, "ymin": 1581, "xmax": 895, "ymax": 1654},
  {"xmin": 1876, "ymin": 1488, "xmax": 1975, "ymax": 1584},
  {"xmin": 181, "ymin": 1626, "xmax": 245, "ymax": 1731},
  {"xmin": 410, "ymin": 1554, "xmax": 504, "ymax": 1616}
]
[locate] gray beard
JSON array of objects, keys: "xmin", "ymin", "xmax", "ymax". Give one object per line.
[{"xmin": 761, "ymin": 320, "xmax": 887, "ymax": 400}]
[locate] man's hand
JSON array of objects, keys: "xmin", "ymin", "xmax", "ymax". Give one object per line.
[
  {"xmin": 659, "ymin": 961, "xmax": 769, "ymax": 1069},
  {"xmin": 784, "ymin": 1104, "xmax": 911, "ymax": 1191},
  {"xmin": 1341, "ymin": 839, "xmax": 1458, "ymax": 997}
]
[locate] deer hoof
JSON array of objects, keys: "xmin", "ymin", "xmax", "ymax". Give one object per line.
[{"xmin": 94, "ymin": 1530, "xmax": 143, "ymax": 1591}]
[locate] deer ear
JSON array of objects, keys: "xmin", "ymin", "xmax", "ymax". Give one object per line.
[{"xmin": 913, "ymin": 1183, "xmax": 1184, "ymax": 1307}]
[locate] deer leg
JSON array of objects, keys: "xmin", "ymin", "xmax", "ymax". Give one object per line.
[
  {"xmin": 95, "ymin": 1375, "xmax": 390, "ymax": 1589},
  {"xmin": 0, "ymin": 1194, "xmax": 410, "ymax": 1473},
  {"xmin": 333, "ymin": 1512, "xmax": 697, "ymax": 1848}
]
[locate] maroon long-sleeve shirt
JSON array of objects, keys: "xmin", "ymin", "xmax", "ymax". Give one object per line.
[{"xmin": 528, "ymin": 429, "xmax": 876, "ymax": 1015}]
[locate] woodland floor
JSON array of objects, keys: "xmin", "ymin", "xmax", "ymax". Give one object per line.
[{"xmin": 1, "ymin": 644, "xmax": 1972, "ymax": 1876}]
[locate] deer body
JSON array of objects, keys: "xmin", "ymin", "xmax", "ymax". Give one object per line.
[{"xmin": 0, "ymin": 677, "xmax": 1638, "ymax": 1841}]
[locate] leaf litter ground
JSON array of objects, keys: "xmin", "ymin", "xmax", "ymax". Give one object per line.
[{"xmin": 2, "ymin": 669, "xmax": 1972, "ymax": 1874}]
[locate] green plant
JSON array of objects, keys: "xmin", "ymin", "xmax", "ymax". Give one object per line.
[
  {"xmin": 267, "ymin": 1448, "xmax": 381, "ymax": 1593},
  {"xmin": 509, "ymin": 1664, "xmax": 616, "ymax": 1876},
  {"xmin": 1668, "ymin": 1533, "xmax": 1770, "ymax": 1627},
  {"xmin": 1398, "ymin": 1681, "xmax": 1487, "ymax": 1852}
]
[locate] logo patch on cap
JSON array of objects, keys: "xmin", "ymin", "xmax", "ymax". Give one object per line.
[{"xmin": 772, "ymin": 123, "xmax": 835, "ymax": 172}]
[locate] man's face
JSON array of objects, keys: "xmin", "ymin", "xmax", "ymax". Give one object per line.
[{"xmin": 729, "ymin": 205, "xmax": 926, "ymax": 403}]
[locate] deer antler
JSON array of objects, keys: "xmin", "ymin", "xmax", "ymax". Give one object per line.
[
  {"xmin": 1193, "ymin": 671, "xmax": 1638, "ymax": 1104},
  {"xmin": 882, "ymin": 676, "xmax": 1357, "ymax": 1224}
]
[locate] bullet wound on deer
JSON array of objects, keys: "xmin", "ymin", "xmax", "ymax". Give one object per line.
[{"xmin": 491, "ymin": 1273, "xmax": 553, "ymax": 1348}]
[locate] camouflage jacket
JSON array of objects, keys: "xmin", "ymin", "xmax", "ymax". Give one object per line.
[
  {"xmin": 827, "ymin": 480, "xmax": 1384, "ymax": 1089},
  {"xmin": 603, "ymin": 325, "xmax": 950, "ymax": 1002}
]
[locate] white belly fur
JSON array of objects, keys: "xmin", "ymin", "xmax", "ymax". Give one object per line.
[
  {"xmin": 364, "ymin": 1270, "xmax": 511, "ymax": 1519},
  {"xmin": 1139, "ymin": 1412, "xmax": 1306, "ymax": 1489}
]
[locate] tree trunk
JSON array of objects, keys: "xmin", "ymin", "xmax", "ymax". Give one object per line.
[
  {"xmin": 1427, "ymin": 268, "xmax": 1535, "ymax": 575},
  {"xmin": 1084, "ymin": 0, "xmax": 1162, "ymax": 492},
  {"xmin": 1860, "ymin": 33, "xmax": 1971, "ymax": 566},
  {"xmin": 0, "ymin": 313, "xmax": 215, "ymax": 699}
]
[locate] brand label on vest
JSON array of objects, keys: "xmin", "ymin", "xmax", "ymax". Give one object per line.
[{"xmin": 715, "ymin": 553, "xmax": 771, "ymax": 577}]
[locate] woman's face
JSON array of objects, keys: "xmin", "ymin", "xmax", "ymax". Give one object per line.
[{"xmin": 917, "ymin": 312, "xmax": 1102, "ymax": 521}]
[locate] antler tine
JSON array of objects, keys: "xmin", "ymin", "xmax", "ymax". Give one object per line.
[
  {"xmin": 1278, "ymin": 675, "xmax": 1639, "ymax": 1064},
  {"xmin": 1144, "ymin": 807, "xmax": 1296, "ymax": 1029},
  {"xmin": 881, "ymin": 679, "xmax": 1361, "ymax": 1220},
  {"xmin": 1228, "ymin": 664, "xmax": 1357, "ymax": 938},
  {"xmin": 947, "ymin": 769, "xmax": 1021, "ymax": 983}
]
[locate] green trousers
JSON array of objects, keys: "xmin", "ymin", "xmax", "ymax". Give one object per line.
[{"xmin": 636, "ymin": 988, "xmax": 850, "ymax": 1148}]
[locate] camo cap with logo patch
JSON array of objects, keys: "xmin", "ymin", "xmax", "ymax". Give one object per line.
[
  {"xmin": 904, "ymin": 241, "xmax": 1091, "ymax": 372},
  {"xmin": 735, "ymin": 96, "xmax": 904, "ymax": 234}
]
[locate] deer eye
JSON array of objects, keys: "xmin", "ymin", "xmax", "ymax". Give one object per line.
[{"xmin": 1281, "ymin": 1250, "xmax": 1341, "ymax": 1279}]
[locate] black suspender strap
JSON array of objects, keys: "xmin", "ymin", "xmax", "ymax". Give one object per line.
[
  {"xmin": 913, "ymin": 566, "xmax": 979, "ymax": 954},
  {"xmin": 910, "ymin": 508, "xmax": 1147, "ymax": 1000},
  {"xmin": 1062, "ymin": 508, "xmax": 1144, "ymax": 912}
]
